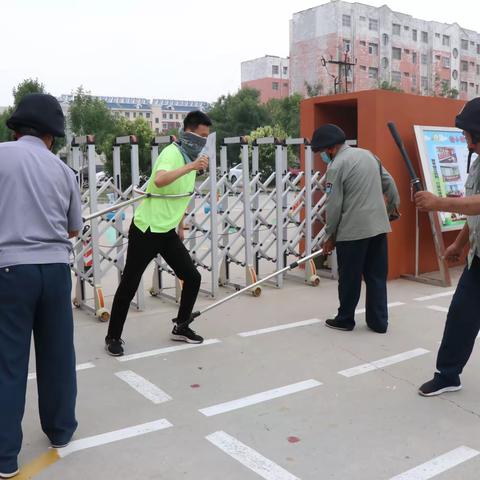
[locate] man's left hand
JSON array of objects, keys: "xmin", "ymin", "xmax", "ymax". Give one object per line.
[
  {"xmin": 414, "ymin": 191, "xmax": 443, "ymax": 212},
  {"xmin": 322, "ymin": 237, "xmax": 336, "ymax": 255}
]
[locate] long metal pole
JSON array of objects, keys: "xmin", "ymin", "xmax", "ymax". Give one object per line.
[{"xmin": 188, "ymin": 248, "xmax": 324, "ymax": 323}]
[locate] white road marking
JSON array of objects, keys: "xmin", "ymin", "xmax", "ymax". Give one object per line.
[
  {"xmin": 389, "ymin": 446, "xmax": 480, "ymax": 479},
  {"xmin": 28, "ymin": 362, "xmax": 95, "ymax": 381},
  {"xmin": 238, "ymin": 319, "xmax": 321, "ymax": 337},
  {"xmin": 338, "ymin": 348, "xmax": 430, "ymax": 378},
  {"xmin": 118, "ymin": 338, "xmax": 221, "ymax": 362},
  {"xmin": 115, "ymin": 370, "xmax": 172, "ymax": 404},
  {"xmin": 56, "ymin": 419, "xmax": 173, "ymax": 458},
  {"xmin": 206, "ymin": 431, "xmax": 300, "ymax": 480},
  {"xmin": 199, "ymin": 379, "xmax": 322, "ymax": 417},
  {"xmin": 427, "ymin": 305, "xmax": 449, "ymax": 313},
  {"xmin": 355, "ymin": 302, "xmax": 405, "ymax": 314},
  {"xmin": 414, "ymin": 291, "xmax": 455, "ymax": 302}
]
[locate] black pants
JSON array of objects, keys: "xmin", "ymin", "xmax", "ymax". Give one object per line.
[
  {"xmin": 0, "ymin": 264, "xmax": 77, "ymax": 473},
  {"xmin": 335, "ymin": 233, "xmax": 388, "ymax": 331},
  {"xmin": 107, "ymin": 223, "xmax": 201, "ymax": 339},
  {"xmin": 436, "ymin": 256, "xmax": 480, "ymax": 383}
]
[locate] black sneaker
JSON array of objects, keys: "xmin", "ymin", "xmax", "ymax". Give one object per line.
[
  {"xmin": 418, "ymin": 373, "xmax": 462, "ymax": 397},
  {"xmin": 325, "ymin": 318, "xmax": 355, "ymax": 331},
  {"xmin": 171, "ymin": 325, "xmax": 204, "ymax": 344},
  {"xmin": 0, "ymin": 469, "xmax": 19, "ymax": 479},
  {"xmin": 105, "ymin": 336, "xmax": 125, "ymax": 356},
  {"xmin": 50, "ymin": 440, "xmax": 71, "ymax": 449}
]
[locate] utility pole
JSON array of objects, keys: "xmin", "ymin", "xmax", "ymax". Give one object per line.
[{"xmin": 321, "ymin": 45, "xmax": 357, "ymax": 94}]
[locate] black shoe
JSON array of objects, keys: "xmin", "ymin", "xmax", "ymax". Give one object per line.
[
  {"xmin": 418, "ymin": 373, "xmax": 462, "ymax": 397},
  {"xmin": 50, "ymin": 440, "xmax": 71, "ymax": 449},
  {"xmin": 171, "ymin": 325, "xmax": 204, "ymax": 344},
  {"xmin": 0, "ymin": 470, "xmax": 19, "ymax": 479},
  {"xmin": 325, "ymin": 318, "xmax": 355, "ymax": 331},
  {"xmin": 367, "ymin": 324, "xmax": 388, "ymax": 334},
  {"xmin": 105, "ymin": 336, "xmax": 124, "ymax": 356}
]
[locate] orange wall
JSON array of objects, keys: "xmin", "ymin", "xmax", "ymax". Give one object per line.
[{"xmin": 300, "ymin": 90, "xmax": 467, "ymax": 280}]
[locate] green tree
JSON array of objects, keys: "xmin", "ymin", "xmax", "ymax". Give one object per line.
[
  {"xmin": 69, "ymin": 86, "xmax": 117, "ymax": 153},
  {"xmin": 208, "ymin": 88, "xmax": 270, "ymax": 165},
  {"xmin": 378, "ymin": 80, "xmax": 403, "ymax": 93},
  {"xmin": 265, "ymin": 93, "xmax": 303, "ymax": 138},
  {"xmin": 0, "ymin": 110, "xmax": 12, "ymax": 142},
  {"xmin": 12, "ymin": 78, "xmax": 45, "ymax": 106}
]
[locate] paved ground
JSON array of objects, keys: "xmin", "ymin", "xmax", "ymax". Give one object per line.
[{"xmin": 19, "ymin": 265, "xmax": 480, "ymax": 479}]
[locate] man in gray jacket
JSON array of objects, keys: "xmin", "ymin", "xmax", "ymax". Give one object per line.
[{"xmin": 311, "ymin": 124, "xmax": 400, "ymax": 333}]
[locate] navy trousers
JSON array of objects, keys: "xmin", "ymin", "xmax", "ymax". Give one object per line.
[
  {"xmin": 437, "ymin": 256, "xmax": 480, "ymax": 383},
  {"xmin": 0, "ymin": 264, "xmax": 77, "ymax": 473},
  {"xmin": 335, "ymin": 233, "xmax": 389, "ymax": 331}
]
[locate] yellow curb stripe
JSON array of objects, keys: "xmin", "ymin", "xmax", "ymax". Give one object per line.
[{"xmin": 16, "ymin": 449, "xmax": 60, "ymax": 479}]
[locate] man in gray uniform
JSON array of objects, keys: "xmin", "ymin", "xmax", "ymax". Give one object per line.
[
  {"xmin": 415, "ymin": 97, "xmax": 480, "ymax": 396},
  {"xmin": 311, "ymin": 124, "xmax": 400, "ymax": 333},
  {"xmin": 0, "ymin": 94, "xmax": 82, "ymax": 478}
]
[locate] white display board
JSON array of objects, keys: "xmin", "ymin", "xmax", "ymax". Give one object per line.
[{"xmin": 414, "ymin": 125, "xmax": 475, "ymax": 232}]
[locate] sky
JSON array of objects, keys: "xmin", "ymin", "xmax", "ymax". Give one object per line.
[{"xmin": 0, "ymin": 0, "xmax": 478, "ymax": 106}]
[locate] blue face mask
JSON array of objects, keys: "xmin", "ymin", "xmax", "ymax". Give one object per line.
[{"xmin": 320, "ymin": 151, "xmax": 332, "ymax": 164}]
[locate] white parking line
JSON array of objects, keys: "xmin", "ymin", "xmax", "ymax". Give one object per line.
[
  {"xmin": 427, "ymin": 305, "xmax": 449, "ymax": 313},
  {"xmin": 206, "ymin": 431, "xmax": 300, "ymax": 480},
  {"xmin": 389, "ymin": 446, "xmax": 479, "ymax": 479},
  {"xmin": 356, "ymin": 302, "xmax": 405, "ymax": 314},
  {"xmin": 238, "ymin": 319, "xmax": 321, "ymax": 337},
  {"xmin": 414, "ymin": 291, "xmax": 455, "ymax": 302},
  {"xmin": 57, "ymin": 418, "xmax": 173, "ymax": 458},
  {"xmin": 338, "ymin": 348, "xmax": 430, "ymax": 378},
  {"xmin": 118, "ymin": 339, "xmax": 222, "ymax": 362},
  {"xmin": 115, "ymin": 370, "xmax": 172, "ymax": 404},
  {"xmin": 28, "ymin": 362, "xmax": 95, "ymax": 380},
  {"xmin": 199, "ymin": 379, "xmax": 322, "ymax": 417}
]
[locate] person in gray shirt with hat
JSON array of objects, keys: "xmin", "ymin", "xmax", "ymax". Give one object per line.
[
  {"xmin": 0, "ymin": 94, "xmax": 82, "ymax": 478},
  {"xmin": 311, "ymin": 124, "xmax": 400, "ymax": 334}
]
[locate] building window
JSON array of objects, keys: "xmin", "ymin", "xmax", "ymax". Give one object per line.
[
  {"xmin": 471, "ymin": 41, "xmax": 475, "ymax": 47},
  {"xmin": 404, "ymin": 25, "xmax": 410, "ymax": 31},
  {"xmin": 360, "ymin": 65, "xmax": 367, "ymax": 71},
  {"xmin": 412, "ymin": 52, "xmax": 417, "ymax": 64},
  {"xmin": 453, "ymin": 48, "xmax": 459, "ymax": 59},
  {"xmin": 342, "ymin": 14, "xmax": 351, "ymax": 27},
  {"xmin": 421, "ymin": 76, "xmax": 428, "ymax": 89},
  {"xmin": 155, "ymin": 117, "xmax": 159, "ymax": 124},
  {"xmin": 133, "ymin": 112, "xmax": 136, "ymax": 118},
  {"xmin": 343, "ymin": 39, "xmax": 351, "ymax": 52},
  {"xmin": 360, "ymin": 16, "xmax": 366, "ymax": 21},
  {"xmin": 412, "ymin": 74, "xmax": 417, "ymax": 87},
  {"xmin": 272, "ymin": 82, "xmax": 279, "ymax": 90},
  {"xmin": 283, "ymin": 82, "xmax": 288, "ymax": 88},
  {"xmin": 392, "ymin": 71, "xmax": 401, "ymax": 83},
  {"xmin": 382, "ymin": 33, "xmax": 389, "ymax": 46},
  {"xmin": 283, "ymin": 66, "xmax": 288, "ymax": 75},
  {"xmin": 381, "ymin": 57, "xmax": 389, "ymax": 69},
  {"xmin": 470, "ymin": 61, "xmax": 475, "ymax": 68},
  {"xmin": 162, "ymin": 113, "xmax": 166, "ymax": 119},
  {"xmin": 442, "ymin": 35, "xmax": 450, "ymax": 46},
  {"xmin": 392, "ymin": 47, "xmax": 401, "ymax": 60},
  {"xmin": 421, "ymin": 54, "xmax": 428, "ymax": 65},
  {"xmin": 461, "ymin": 60, "xmax": 469, "ymax": 72},
  {"xmin": 146, "ymin": 112, "xmax": 150, "ymax": 119},
  {"xmin": 477, "ymin": 44, "xmax": 480, "ymax": 54},
  {"xmin": 169, "ymin": 113, "xmax": 173, "ymax": 119},
  {"xmin": 460, "ymin": 81, "xmax": 468, "ymax": 92},
  {"xmin": 163, "ymin": 123, "xmax": 168, "ymax": 130},
  {"xmin": 435, "ymin": 33, "xmax": 440, "ymax": 39},
  {"xmin": 470, "ymin": 82, "xmax": 475, "ymax": 88},
  {"xmin": 461, "ymin": 39, "xmax": 468, "ymax": 50},
  {"xmin": 435, "ymin": 55, "xmax": 441, "ymax": 61},
  {"xmin": 421, "ymin": 31, "xmax": 428, "ymax": 43},
  {"xmin": 412, "ymin": 29, "xmax": 417, "ymax": 41},
  {"xmin": 477, "ymin": 65, "xmax": 480, "ymax": 75},
  {"xmin": 360, "ymin": 40, "xmax": 366, "ymax": 46},
  {"xmin": 392, "ymin": 23, "xmax": 401, "ymax": 35},
  {"xmin": 452, "ymin": 70, "xmax": 458, "ymax": 80},
  {"xmin": 272, "ymin": 65, "xmax": 279, "ymax": 75},
  {"xmin": 125, "ymin": 112, "xmax": 129, "ymax": 118},
  {"xmin": 404, "ymin": 72, "xmax": 410, "ymax": 77},
  {"xmin": 442, "ymin": 57, "xmax": 451, "ymax": 68},
  {"xmin": 368, "ymin": 42, "xmax": 378, "ymax": 55},
  {"xmin": 368, "ymin": 67, "xmax": 378, "ymax": 79},
  {"xmin": 369, "ymin": 18, "xmax": 378, "ymax": 31},
  {"xmin": 404, "ymin": 49, "xmax": 410, "ymax": 54}
]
